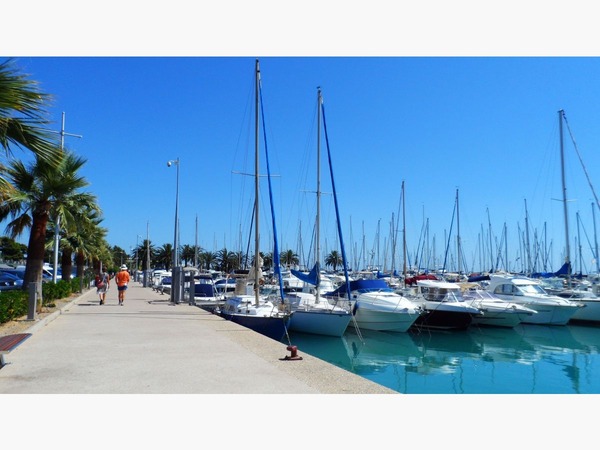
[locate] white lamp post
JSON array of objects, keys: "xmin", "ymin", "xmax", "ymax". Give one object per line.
[{"xmin": 52, "ymin": 112, "xmax": 82, "ymax": 283}]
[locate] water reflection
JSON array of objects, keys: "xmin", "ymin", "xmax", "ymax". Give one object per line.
[{"xmin": 286, "ymin": 323, "xmax": 600, "ymax": 394}]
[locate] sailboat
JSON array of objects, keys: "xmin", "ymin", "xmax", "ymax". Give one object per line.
[
  {"xmin": 286, "ymin": 87, "xmax": 353, "ymax": 337},
  {"xmin": 216, "ymin": 59, "xmax": 290, "ymax": 342},
  {"xmin": 541, "ymin": 109, "xmax": 600, "ymax": 323}
]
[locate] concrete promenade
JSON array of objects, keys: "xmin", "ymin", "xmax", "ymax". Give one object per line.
[{"xmin": 0, "ymin": 280, "xmax": 395, "ymax": 394}]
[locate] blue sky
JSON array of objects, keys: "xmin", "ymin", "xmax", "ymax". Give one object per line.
[
  {"xmin": 3, "ymin": 5, "xmax": 600, "ymax": 276},
  {"xmin": 4, "ymin": 55, "xmax": 600, "ymax": 275}
]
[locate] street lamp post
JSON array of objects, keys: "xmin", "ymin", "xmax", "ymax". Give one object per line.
[
  {"xmin": 52, "ymin": 112, "xmax": 82, "ymax": 283},
  {"xmin": 167, "ymin": 158, "xmax": 181, "ymax": 303},
  {"xmin": 136, "ymin": 234, "xmax": 142, "ymax": 282}
]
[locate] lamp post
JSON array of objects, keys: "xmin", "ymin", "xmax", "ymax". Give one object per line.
[
  {"xmin": 136, "ymin": 234, "xmax": 143, "ymax": 282},
  {"xmin": 143, "ymin": 222, "xmax": 150, "ymax": 288},
  {"xmin": 167, "ymin": 158, "xmax": 181, "ymax": 303},
  {"xmin": 51, "ymin": 112, "xmax": 82, "ymax": 283}
]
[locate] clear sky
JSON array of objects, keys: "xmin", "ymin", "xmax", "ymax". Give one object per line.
[{"xmin": 3, "ymin": 4, "xmax": 600, "ymax": 276}]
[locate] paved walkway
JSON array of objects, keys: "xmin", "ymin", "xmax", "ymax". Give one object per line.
[{"xmin": 0, "ymin": 281, "xmax": 395, "ymax": 394}]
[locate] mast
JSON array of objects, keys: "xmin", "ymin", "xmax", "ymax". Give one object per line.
[
  {"xmin": 194, "ymin": 214, "xmax": 198, "ymax": 268},
  {"xmin": 593, "ymin": 202, "xmax": 600, "ymax": 274},
  {"xmin": 487, "ymin": 208, "xmax": 494, "ymax": 272},
  {"xmin": 524, "ymin": 199, "xmax": 532, "ymax": 274},
  {"xmin": 559, "ymin": 109, "xmax": 572, "ymax": 287},
  {"xmin": 456, "ymin": 188, "xmax": 462, "ymax": 274},
  {"xmin": 402, "ymin": 180, "xmax": 407, "ymax": 279},
  {"xmin": 254, "ymin": 59, "xmax": 260, "ymax": 307},
  {"xmin": 316, "ymin": 87, "xmax": 322, "ymax": 303},
  {"xmin": 576, "ymin": 211, "xmax": 583, "ymax": 277}
]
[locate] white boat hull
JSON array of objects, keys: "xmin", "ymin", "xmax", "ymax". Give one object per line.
[
  {"xmin": 471, "ymin": 310, "xmax": 530, "ymax": 328},
  {"xmin": 288, "ymin": 309, "xmax": 351, "ymax": 337},
  {"xmin": 570, "ymin": 299, "xmax": 600, "ymax": 322},
  {"xmin": 517, "ymin": 303, "xmax": 580, "ymax": 325},
  {"xmin": 353, "ymin": 306, "xmax": 421, "ymax": 332},
  {"xmin": 351, "ymin": 291, "xmax": 422, "ymax": 332}
]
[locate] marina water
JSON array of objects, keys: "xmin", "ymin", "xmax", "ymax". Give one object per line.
[{"xmin": 285, "ymin": 322, "xmax": 600, "ymax": 394}]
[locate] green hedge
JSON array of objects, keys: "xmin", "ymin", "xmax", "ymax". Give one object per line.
[
  {"xmin": 0, "ymin": 275, "xmax": 93, "ymax": 325},
  {"xmin": 0, "ymin": 290, "xmax": 28, "ymax": 324}
]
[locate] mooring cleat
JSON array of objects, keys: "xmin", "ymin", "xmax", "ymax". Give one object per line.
[{"xmin": 281, "ymin": 345, "xmax": 303, "ymax": 361}]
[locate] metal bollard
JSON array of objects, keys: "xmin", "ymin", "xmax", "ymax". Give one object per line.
[{"xmin": 27, "ymin": 281, "xmax": 40, "ymax": 321}]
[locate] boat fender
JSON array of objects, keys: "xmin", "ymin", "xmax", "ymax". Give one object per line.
[{"xmin": 281, "ymin": 345, "xmax": 303, "ymax": 361}]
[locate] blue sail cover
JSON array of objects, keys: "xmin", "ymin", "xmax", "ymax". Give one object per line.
[
  {"xmin": 531, "ymin": 262, "xmax": 572, "ymax": 279},
  {"xmin": 327, "ymin": 278, "xmax": 390, "ymax": 297},
  {"xmin": 290, "ymin": 263, "xmax": 320, "ymax": 286}
]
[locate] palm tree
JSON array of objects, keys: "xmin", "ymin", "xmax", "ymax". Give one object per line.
[
  {"xmin": 132, "ymin": 239, "xmax": 155, "ymax": 271},
  {"xmin": 216, "ymin": 247, "xmax": 243, "ymax": 273},
  {"xmin": 0, "ymin": 59, "xmax": 60, "ymax": 185},
  {"xmin": 325, "ymin": 250, "xmax": 343, "ymax": 272},
  {"xmin": 198, "ymin": 251, "xmax": 217, "ymax": 271},
  {"xmin": 262, "ymin": 252, "xmax": 273, "ymax": 270},
  {"xmin": 155, "ymin": 243, "xmax": 173, "ymax": 270},
  {"xmin": 112, "ymin": 245, "xmax": 128, "ymax": 268},
  {"xmin": 57, "ymin": 204, "xmax": 104, "ymax": 282},
  {"xmin": 180, "ymin": 244, "xmax": 197, "ymax": 266},
  {"xmin": 0, "ymin": 149, "xmax": 91, "ymax": 289},
  {"xmin": 280, "ymin": 249, "xmax": 299, "ymax": 268}
]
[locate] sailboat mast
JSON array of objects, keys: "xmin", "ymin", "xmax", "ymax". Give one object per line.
[
  {"xmin": 456, "ymin": 188, "xmax": 462, "ymax": 274},
  {"xmin": 316, "ymin": 87, "xmax": 322, "ymax": 302},
  {"xmin": 559, "ymin": 109, "xmax": 572, "ymax": 287},
  {"xmin": 402, "ymin": 180, "xmax": 407, "ymax": 279},
  {"xmin": 593, "ymin": 202, "xmax": 600, "ymax": 274},
  {"xmin": 254, "ymin": 59, "xmax": 261, "ymax": 306},
  {"xmin": 194, "ymin": 214, "xmax": 198, "ymax": 268},
  {"xmin": 525, "ymin": 199, "xmax": 532, "ymax": 274}
]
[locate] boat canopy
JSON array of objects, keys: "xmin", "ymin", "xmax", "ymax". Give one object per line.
[
  {"xmin": 327, "ymin": 278, "xmax": 390, "ymax": 296},
  {"xmin": 530, "ymin": 262, "xmax": 571, "ymax": 279}
]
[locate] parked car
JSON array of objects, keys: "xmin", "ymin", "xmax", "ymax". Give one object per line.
[
  {"xmin": 0, "ymin": 267, "xmax": 52, "ymax": 283},
  {"xmin": 0, "ymin": 272, "xmax": 24, "ymax": 291},
  {"xmin": 0, "ymin": 268, "xmax": 24, "ymax": 280}
]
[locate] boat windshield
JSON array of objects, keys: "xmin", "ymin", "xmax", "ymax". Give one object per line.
[
  {"xmin": 421, "ymin": 287, "xmax": 465, "ymax": 303},
  {"xmin": 357, "ymin": 287, "xmax": 394, "ymax": 294},
  {"xmin": 518, "ymin": 283, "xmax": 547, "ymax": 295}
]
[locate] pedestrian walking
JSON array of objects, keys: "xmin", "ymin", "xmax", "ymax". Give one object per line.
[
  {"xmin": 95, "ymin": 270, "xmax": 110, "ymax": 305},
  {"xmin": 115, "ymin": 264, "xmax": 130, "ymax": 306}
]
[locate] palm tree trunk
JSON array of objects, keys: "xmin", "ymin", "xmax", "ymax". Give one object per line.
[
  {"xmin": 76, "ymin": 251, "xmax": 86, "ymax": 279},
  {"xmin": 24, "ymin": 210, "xmax": 49, "ymax": 312},
  {"xmin": 61, "ymin": 248, "xmax": 73, "ymax": 282}
]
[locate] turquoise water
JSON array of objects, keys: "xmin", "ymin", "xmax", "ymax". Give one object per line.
[{"xmin": 285, "ymin": 323, "xmax": 600, "ymax": 394}]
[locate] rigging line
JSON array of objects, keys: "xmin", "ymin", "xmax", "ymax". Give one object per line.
[
  {"xmin": 577, "ymin": 210, "xmax": 597, "ymax": 261},
  {"xmin": 321, "ymin": 93, "xmax": 363, "ymax": 343},
  {"xmin": 561, "ymin": 111, "xmax": 600, "ymax": 212}
]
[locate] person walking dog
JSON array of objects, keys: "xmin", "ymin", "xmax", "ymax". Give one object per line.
[{"xmin": 115, "ymin": 264, "xmax": 131, "ymax": 306}]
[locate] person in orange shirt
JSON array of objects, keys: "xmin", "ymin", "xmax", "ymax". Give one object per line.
[{"xmin": 115, "ymin": 264, "xmax": 131, "ymax": 306}]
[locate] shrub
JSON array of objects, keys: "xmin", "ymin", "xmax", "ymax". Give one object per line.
[
  {"xmin": 41, "ymin": 279, "xmax": 72, "ymax": 304},
  {"xmin": 0, "ymin": 290, "xmax": 28, "ymax": 324},
  {"xmin": 0, "ymin": 274, "xmax": 94, "ymax": 325}
]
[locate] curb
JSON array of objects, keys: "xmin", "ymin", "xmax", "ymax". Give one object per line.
[{"xmin": 25, "ymin": 288, "xmax": 96, "ymax": 334}]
